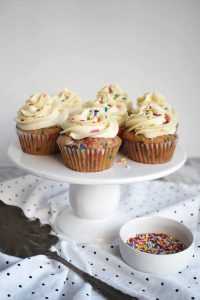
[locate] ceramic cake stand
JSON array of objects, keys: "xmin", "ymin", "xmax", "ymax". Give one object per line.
[{"xmin": 8, "ymin": 142, "xmax": 186, "ymax": 243}]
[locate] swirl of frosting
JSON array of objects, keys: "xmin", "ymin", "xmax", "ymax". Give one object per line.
[
  {"xmin": 54, "ymin": 88, "xmax": 82, "ymax": 115},
  {"xmin": 97, "ymin": 84, "xmax": 132, "ymax": 112},
  {"xmin": 136, "ymin": 92, "xmax": 176, "ymax": 115},
  {"xmin": 84, "ymin": 97, "xmax": 128, "ymax": 126},
  {"xmin": 16, "ymin": 92, "xmax": 68, "ymax": 130},
  {"xmin": 61, "ymin": 107, "xmax": 119, "ymax": 139},
  {"xmin": 126, "ymin": 101, "xmax": 178, "ymax": 138}
]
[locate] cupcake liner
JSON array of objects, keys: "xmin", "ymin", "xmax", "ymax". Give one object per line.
[
  {"xmin": 124, "ymin": 138, "xmax": 177, "ymax": 164},
  {"xmin": 16, "ymin": 127, "xmax": 60, "ymax": 155},
  {"xmin": 118, "ymin": 125, "xmax": 126, "ymax": 151},
  {"xmin": 117, "ymin": 125, "xmax": 126, "ymax": 138},
  {"xmin": 58, "ymin": 144, "xmax": 120, "ymax": 172}
]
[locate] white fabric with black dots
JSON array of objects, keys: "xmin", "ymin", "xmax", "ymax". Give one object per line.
[{"xmin": 0, "ymin": 174, "xmax": 200, "ymax": 300}]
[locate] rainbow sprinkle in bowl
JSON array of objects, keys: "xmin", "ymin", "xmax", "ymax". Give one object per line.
[{"xmin": 119, "ymin": 216, "xmax": 194, "ymax": 274}]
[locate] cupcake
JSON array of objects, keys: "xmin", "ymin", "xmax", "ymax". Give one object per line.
[
  {"xmin": 54, "ymin": 88, "xmax": 82, "ymax": 115},
  {"xmin": 57, "ymin": 107, "xmax": 122, "ymax": 172},
  {"xmin": 16, "ymin": 92, "xmax": 68, "ymax": 155},
  {"xmin": 123, "ymin": 92, "xmax": 178, "ymax": 164}
]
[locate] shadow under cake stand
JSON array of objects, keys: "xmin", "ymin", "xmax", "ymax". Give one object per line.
[{"xmin": 8, "ymin": 142, "xmax": 186, "ymax": 243}]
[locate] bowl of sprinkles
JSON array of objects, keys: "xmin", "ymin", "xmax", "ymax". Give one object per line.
[
  {"xmin": 119, "ymin": 217, "xmax": 194, "ymax": 274},
  {"xmin": 127, "ymin": 233, "xmax": 185, "ymax": 255}
]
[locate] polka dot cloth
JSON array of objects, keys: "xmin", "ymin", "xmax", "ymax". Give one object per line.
[{"xmin": 0, "ymin": 173, "xmax": 200, "ymax": 300}]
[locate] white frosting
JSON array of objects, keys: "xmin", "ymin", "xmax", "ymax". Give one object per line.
[
  {"xmin": 84, "ymin": 97, "xmax": 128, "ymax": 126},
  {"xmin": 54, "ymin": 88, "xmax": 82, "ymax": 115},
  {"xmin": 136, "ymin": 92, "xmax": 176, "ymax": 115},
  {"xmin": 61, "ymin": 107, "xmax": 119, "ymax": 139},
  {"xmin": 16, "ymin": 93, "xmax": 68, "ymax": 130},
  {"xmin": 97, "ymin": 84, "xmax": 132, "ymax": 112},
  {"xmin": 126, "ymin": 101, "xmax": 177, "ymax": 138}
]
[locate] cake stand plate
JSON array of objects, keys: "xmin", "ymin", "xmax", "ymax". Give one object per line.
[{"xmin": 8, "ymin": 142, "xmax": 186, "ymax": 243}]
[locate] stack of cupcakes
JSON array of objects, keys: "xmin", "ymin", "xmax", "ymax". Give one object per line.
[{"xmin": 15, "ymin": 86, "xmax": 178, "ymax": 172}]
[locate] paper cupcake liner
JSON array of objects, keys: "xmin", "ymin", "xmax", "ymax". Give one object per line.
[
  {"xmin": 58, "ymin": 144, "xmax": 120, "ymax": 172},
  {"xmin": 16, "ymin": 127, "xmax": 60, "ymax": 155},
  {"xmin": 117, "ymin": 125, "xmax": 126, "ymax": 138},
  {"xmin": 124, "ymin": 139, "xmax": 177, "ymax": 164}
]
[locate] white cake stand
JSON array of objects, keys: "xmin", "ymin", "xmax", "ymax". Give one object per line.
[{"xmin": 8, "ymin": 142, "xmax": 186, "ymax": 243}]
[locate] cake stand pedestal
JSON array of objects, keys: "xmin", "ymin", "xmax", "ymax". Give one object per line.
[{"xmin": 8, "ymin": 143, "xmax": 186, "ymax": 243}]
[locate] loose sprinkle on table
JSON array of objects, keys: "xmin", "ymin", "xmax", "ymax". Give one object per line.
[
  {"xmin": 117, "ymin": 157, "xmax": 127, "ymax": 164},
  {"xmin": 126, "ymin": 233, "xmax": 185, "ymax": 254},
  {"xmin": 117, "ymin": 157, "xmax": 131, "ymax": 169}
]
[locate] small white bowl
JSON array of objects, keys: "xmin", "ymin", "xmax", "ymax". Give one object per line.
[{"xmin": 119, "ymin": 216, "xmax": 194, "ymax": 275}]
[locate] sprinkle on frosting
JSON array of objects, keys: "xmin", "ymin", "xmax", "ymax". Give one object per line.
[
  {"xmin": 61, "ymin": 107, "xmax": 119, "ymax": 139},
  {"xmin": 91, "ymin": 129, "xmax": 100, "ymax": 133}
]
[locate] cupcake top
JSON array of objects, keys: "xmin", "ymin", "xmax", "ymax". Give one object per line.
[
  {"xmin": 135, "ymin": 92, "xmax": 176, "ymax": 116},
  {"xmin": 126, "ymin": 98, "xmax": 178, "ymax": 139},
  {"xmin": 97, "ymin": 84, "xmax": 132, "ymax": 113},
  {"xmin": 54, "ymin": 88, "xmax": 82, "ymax": 115},
  {"xmin": 61, "ymin": 107, "xmax": 119, "ymax": 139},
  {"xmin": 16, "ymin": 92, "xmax": 68, "ymax": 130},
  {"xmin": 84, "ymin": 97, "xmax": 128, "ymax": 127}
]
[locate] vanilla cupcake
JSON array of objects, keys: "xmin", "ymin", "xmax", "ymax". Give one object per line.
[
  {"xmin": 54, "ymin": 88, "xmax": 82, "ymax": 115},
  {"xmin": 57, "ymin": 107, "xmax": 122, "ymax": 172},
  {"xmin": 16, "ymin": 92, "xmax": 68, "ymax": 155},
  {"xmin": 123, "ymin": 93, "xmax": 178, "ymax": 164}
]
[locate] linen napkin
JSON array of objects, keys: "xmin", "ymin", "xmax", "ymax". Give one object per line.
[{"xmin": 0, "ymin": 174, "xmax": 199, "ymax": 300}]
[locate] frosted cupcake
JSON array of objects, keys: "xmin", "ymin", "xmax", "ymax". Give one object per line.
[
  {"xmin": 57, "ymin": 107, "xmax": 122, "ymax": 172},
  {"xmin": 123, "ymin": 92, "xmax": 178, "ymax": 164},
  {"xmin": 54, "ymin": 88, "xmax": 82, "ymax": 115},
  {"xmin": 16, "ymin": 92, "xmax": 68, "ymax": 155}
]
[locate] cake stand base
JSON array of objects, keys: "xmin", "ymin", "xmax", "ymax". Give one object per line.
[
  {"xmin": 55, "ymin": 210, "xmax": 128, "ymax": 243},
  {"xmin": 54, "ymin": 184, "xmax": 127, "ymax": 243}
]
